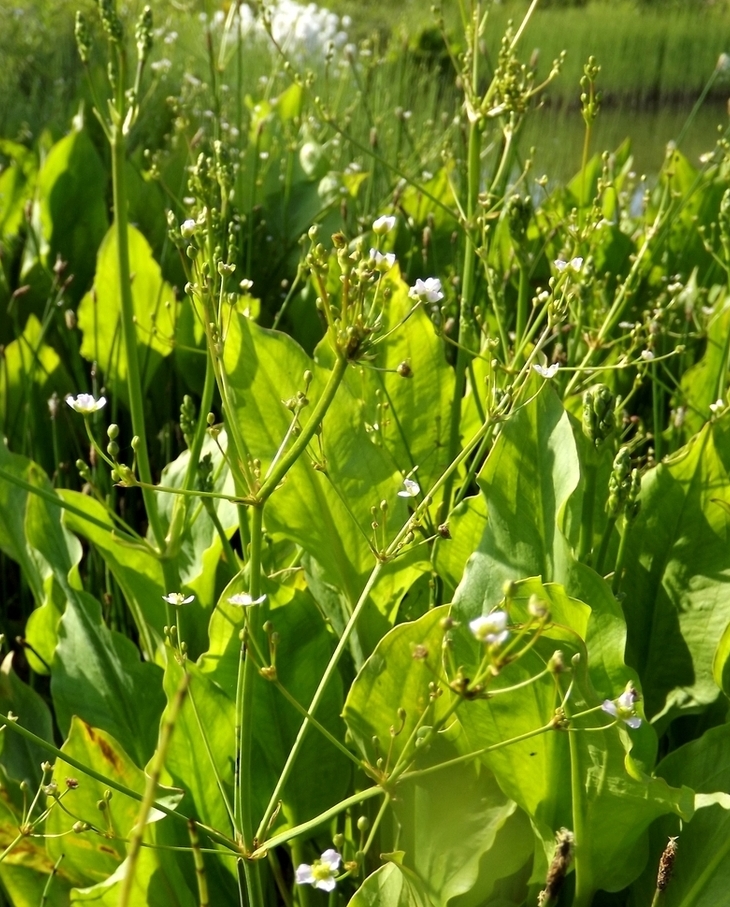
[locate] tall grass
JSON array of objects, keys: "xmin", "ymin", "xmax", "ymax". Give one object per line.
[
  {"xmin": 1, "ymin": 0, "xmax": 728, "ymax": 142},
  {"xmin": 485, "ymin": 1, "xmax": 730, "ymax": 105}
]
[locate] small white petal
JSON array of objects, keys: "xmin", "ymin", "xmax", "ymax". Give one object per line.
[
  {"xmin": 570, "ymin": 257, "xmax": 584, "ymax": 271},
  {"xmin": 470, "ymin": 611, "xmax": 509, "ymax": 645},
  {"xmin": 373, "ymin": 215, "xmax": 396, "ymax": 235},
  {"xmin": 228, "ymin": 592, "xmax": 267, "ymax": 607},
  {"xmin": 554, "ymin": 259, "xmax": 568, "ymax": 272},
  {"xmin": 66, "ymin": 393, "xmax": 107, "ymax": 415},
  {"xmin": 398, "ymin": 478, "xmax": 420, "ymax": 498},
  {"xmin": 409, "ymin": 277, "xmax": 444, "ymax": 304},
  {"xmin": 601, "ymin": 699, "xmax": 618, "ymax": 718},
  {"xmin": 295, "ymin": 865, "xmax": 314, "ymax": 885},
  {"xmin": 162, "ymin": 592, "xmax": 195, "ymax": 606},
  {"xmin": 532, "ymin": 363, "xmax": 559, "ymax": 379},
  {"xmin": 320, "ymin": 850, "xmax": 342, "ymax": 871},
  {"xmin": 640, "ymin": 350, "xmax": 655, "ymax": 361},
  {"xmin": 625, "ymin": 716, "xmax": 642, "ymax": 729},
  {"xmin": 314, "ymin": 877, "xmax": 337, "ymax": 892},
  {"xmin": 180, "ymin": 218, "xmax": 196, "ymax": 238}
]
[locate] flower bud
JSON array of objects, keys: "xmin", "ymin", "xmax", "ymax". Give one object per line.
[{"xmin": 582, "ymin": 384, "xmax": 615, "ymax": 447}]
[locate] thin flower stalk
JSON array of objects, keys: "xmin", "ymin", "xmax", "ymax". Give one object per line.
[
  {"xmin": 109, "ymin": 101, "xmax": 166, "ymax": 553},
  {"xmin": 118, "ymin": 673, "xmax": 190, "ymax": 907}
]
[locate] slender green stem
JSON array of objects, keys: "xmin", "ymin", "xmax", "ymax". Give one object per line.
[
  {"xmin": 440, "ymin": 117, "xmax": 482, "ymax": 521},
  {"xmin": 188, "ymin": 820, "xmax": 210, "ymax": 907},
  {"xmin": 515, "ymin": 259, "xmax": 529, "ymax": 353},
  {"xmin": 564, "ymin": 200, "xmax": 667, "ymax": 398},
  {"xmin": 118, "ymin": 673, "xmax": 189, "ymax": 907},
  {"xmin": 577, "ymin": 462, "xmax": 597, "ymax": 563},
  {"xmin": 202, "ymin": 499, "xmax": 239, "ymax": 576},
  {"xmin": 167, "ymin": 353, "xmax": 217, "ymax": 555},
  {"xmin": 40, "ymin": 854, "xmax": 64, "ymax": 906},
  {"xmin": 566, "ymin": 695, "xmax": 593, "ymax": 907},
  {"xmin": 257, "ymin": 355, "xmax": 349, "ymax": 503},
  {"xmin": 0, "ymin": 711, "xmax": 238, "ymax": 853},
  {"xmin": 676, "ymin": 67, "xmax": 720, "ymax": 150},
  {"xmin": 255, "ymin": 563, "xmax": 384, "ymax": 841},
  {"xmin": 399, "ymin": 721, "xmax": 554, "ymax": 783},
  {"xmin": 251, "ymin": 787, "xmax": 384, "ymax": 858},
  {"xmin": 272, "ymin": 679, "xmax": 363, "ymax": 769},
  {"xmin": 187, "ymin": 683, "xmax": 238, "ymax": 835},
  {"xmin": 291, "ymin": 840, "xmax": 312, "ymax": 907},
  {"xmin": 612, "ymin": 517, "xmax": 632, "ymax": 595},
  {"xmin": 594, "ymin": 514, "xmax": 616, "ymax": 577},
  {"xmin": 238, "ymin": 504, "xmax": 265, "ymax": 907},
  {"xmin": 110, "ymin": 127, "xmax": 166, "ymax": 552},
  {"xmin": 652, "ymin": 359, "xmax": 664, "ymax": 462},
  {"xmin": 0, "ymin": 466, "xmax": 143, "ymax": 546}
]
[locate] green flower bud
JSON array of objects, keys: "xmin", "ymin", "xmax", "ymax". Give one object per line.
[
  {"xmin": 606, "ymin": 446, "xmax": 632, "ymax": 518},
  {"xmin": 74, "ymin": 11, "xmax": 92, "ymax": 64},
  {"xmin": 135, "ymin": 5, "xmax": 153, "ymax": 62},
  {"xmin": 582, "ymin": 384, "xmax": 615, "ymax": 447},
  {"xmin": 98, "ymin": 0, "xmax": 123, "ymax": 43}
]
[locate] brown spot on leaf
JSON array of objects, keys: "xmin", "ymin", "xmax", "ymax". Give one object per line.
[{"xmin": 83, "ymin": 722, "xmax": 122, "ymax": 773}]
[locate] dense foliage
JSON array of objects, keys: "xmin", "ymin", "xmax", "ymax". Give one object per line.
[{"xmin": 1, "ymin": 2, "xmax": 730, "ymax": 907}]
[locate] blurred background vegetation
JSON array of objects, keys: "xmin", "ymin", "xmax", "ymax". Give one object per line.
[{"xmin": 1, "ymin": 0, "xmax": 728, "ymax": 182}]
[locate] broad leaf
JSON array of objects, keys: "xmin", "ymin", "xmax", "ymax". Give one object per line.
[
  {"xmin": 77, "ymin": 225, "xmax": 177, "ymax": 400},
  {"xmin": 347, "ymin": 862, "xmax": 433, "ymax": 907},
  {"xmin": 0, "ymin": 652, "xmax": 53, "ymax": 787},
  {"xmin": 46, "ymin": 719, "xmax": 148, "ymax": 886},
  {"xmin": 620, "ymin": 418, "xmax": 730, "ymax": 720},
  {"xmin": 23, "ymin": 125, "xmax": 108, "ymax": 300},
  {"xmin": 450, "ymin": 580, "xmax": 693, "ymax": 896},
  {"xmin": 631, "ymin": 723, "xmax": 730, "ymax": 907},
  {"xmin": 455, "ymin": 382, "xmax": 579, "ymax": 617},
  {"xmin": 223, "ymin": 314, "xmax": 425, "ymax": 626},
  {"xmin": 59, "ymin": 490, "xmax": 167, "ymax": 659}
]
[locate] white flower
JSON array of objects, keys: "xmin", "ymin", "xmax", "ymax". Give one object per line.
[
  {"xmin": 601, "ymin": 684, "xmax": 641, "ymax": 729},
  {"xmin": 150, "ymin": 58, "xmax": 172, "ymax": 75},
  {"xmin": 532, "ymin": 363, "xmax": 559, "ymax": 379},
  {"xmin": 295, "ymin": 849, "xmax": 342, "ymax": 892},
  {"xmin": 66, "ymin": 393, "xmax": 107, "ymax": 415},
  {"xmin": 398, "ymin": 478, "xmax": 420, "ymax": 498},
  {"xmin": 373, "ymin": 215, "xmax": 396, "ymax": 235},
  {"xmin": 228, "ymin": 593, "xmax": 267, "ymax": 607},
  {"xmin": 408, "ymin": 277, "xmax": 444, "ymax": 304},
  {"xmin": 710, "ymin": 399, "xmax": 725, "ymax": 414},
  {"xmin": 640, "ymin": 350, "xmax": 655, "ymax": 361},
  {"xmin": 162, "ymin": 592, "xmax": 195, "ymax": 606},
  {"xmin": 180, "ymin": 219, "xmax": 196, "ymax": 239},
  {"xmin": 469, "ymin": 611, "xmax": 509, "ymax": 646},
  {"xmin": 554, "ymin": 257, "xmax": 583, "ymax": 273},
  {"xmin": 369, "ymin": 248, "xmax": 396, "ymax": 272}
]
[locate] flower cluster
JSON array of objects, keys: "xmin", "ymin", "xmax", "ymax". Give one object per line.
[{"xmin": 230, "ymin": 1, "xmax": 352, "ymax": 65}]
